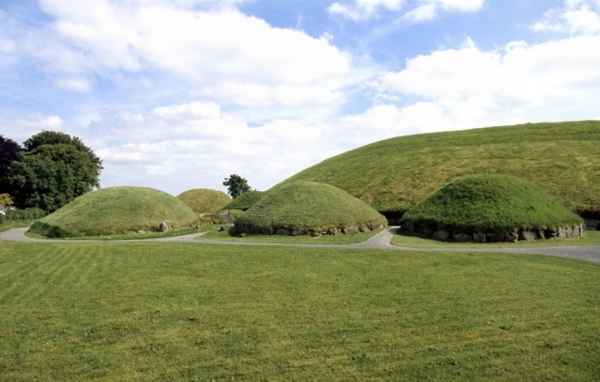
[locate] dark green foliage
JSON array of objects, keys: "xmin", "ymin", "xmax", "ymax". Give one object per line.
[
  {"xmin": 0, "ymin": 135, "xmax": 21, "ymax": 192},
  {"xmin": 284, "ymin": 121, "xmax": 600, "ymax": 215},
  {"xmin": 401, "ymin": 175, "xmax": 583, "ymax": 235},
  {"xmin": 235, "ymin": 181, "xmax": 387, "ymax": 235},
  {"xmin": 224, "ymin": 190, "xmax": 263, "ymax": 211},
  {"xmin": 30, "ymin": 187, "xmax": 197, "ymax": 237},
  {"xmin": 5, "ymin": 208, "xmax": 46, "ymax": 221},
  {"xmin": 223, "ymin": 174, "xmax": 251, "ymax": 198},
  {"xmin": 7, "ymin": 143, "xmax": 101, "ymax": 212}
]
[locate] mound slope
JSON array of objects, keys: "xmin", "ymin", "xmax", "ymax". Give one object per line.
[
  {"xmin": 177, "ymin": 188, "xmax": 231, "ymax": 215},
  {"xmin": 234, "ymin": 181, "xmax": 386, "ymax": 236},
  {"xmin": 31, "ymin": 187, "xmax": 197, "ymax": 237},
  {"xmin": 283, "ymin": 121, "xmax": 600, "ymax": 217},
  {"xmin": 224, "ymin": 191, "xmax": 263, "ymax": 211},
  {"xmin": 400, "ymin": 175, "xmax": 584, "ymax": 242}
]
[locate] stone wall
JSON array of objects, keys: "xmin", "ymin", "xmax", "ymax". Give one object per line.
[
  {"xmin": 233, "ymin": 221, "xmax": 386, "ymax": 237},
  {"xmin": 401, "ymin": 223, "xmax": 585, "ymax": 243}
]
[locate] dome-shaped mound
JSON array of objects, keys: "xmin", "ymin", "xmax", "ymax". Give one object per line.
[
  {"xmin": 224, "ymin": 191, "xmax": 263, "ymax": 211},
  {"xmin": 177, "ymin": 188, "xmax": 231, "ymax": 215},
  {"xmin": 30, "ymin": 187, "xmax": 197, "ymax": 237},
  {"xmin": 400, "ymin": 175, "xmax": 584, "ymax": 242},
  {"xmin": 234, "ymin": 181, "xmax": 387, "ymax": 236}
]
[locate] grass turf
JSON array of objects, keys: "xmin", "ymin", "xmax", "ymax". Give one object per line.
[
  {"xmin": 224, "ymin": 191, "xmax": 264, "ymax": 211},
  {"xmin": 284, "ymin": 120, "xmax": 600, "ymax": 215},
  {"xmin": 177, "ymin": 188, "xmax": 231, "ymax": 215},
  {"xmin": 0, "ymin": 242, "xmax": 599, "ymax": 381},
  {"xmin": 30, "ymin": 187, "xmax": 197, "ymax": 238},
  {"xmin": 236, "ymin": 181, "xmax": 386, "ymax": 235},
  {"xmin": 401, "ymin": 174, "xmax": 582, "ymax": 235},
  {"xmin": 0, "ymin": 220, "xmax": 33, "ymax": 233}
]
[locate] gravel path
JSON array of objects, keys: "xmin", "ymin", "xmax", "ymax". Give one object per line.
[{"xmin": 2, "ymin": 227, "xmax": 599, "ymax": 265}]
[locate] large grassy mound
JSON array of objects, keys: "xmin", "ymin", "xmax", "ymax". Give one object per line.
[
  {"xmin": 30, "ymin": 187, "xmax": 197, "ymax": 237},
  {"xmin": 400, "ymin": 175, "xmax": 584, "ymax": 242},
  {"xmin": 283, "ymin": 121, "xmax": 600, "ymax": 217},
  {"xmin": 234, "ymin": 181, "xmax": 387, "ymax": 236},
  {"xmin": 177, "ymin": 188, "xmax": 231, "ymax": 215},
  {"xmin": 224, "ymin": 191, "xmax": 263, "ymax": 211}
]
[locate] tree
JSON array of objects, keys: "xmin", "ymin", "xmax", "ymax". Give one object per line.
[
  {"xmin": 223, "ymin": 174, "xmax": 251, "ymax": 198},
  {"xmin": 0, "ymin": 135, "xmax": 22, "ymax": 193},
  {"xmin": 0, "ymin": 193, "xmax": 13, "ymax": 208},
  {"xmin": 7, "ymin": 131, "xmax": 103, "ymax": 212}
]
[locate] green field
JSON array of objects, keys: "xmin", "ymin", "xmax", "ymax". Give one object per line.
[
  {"xmin": 1, "ymin": 242, "xmax": 599, "ymax": 381},
  {"xmin": 285, "ymin": 121, "xmax": 600, "ymax": 215}
]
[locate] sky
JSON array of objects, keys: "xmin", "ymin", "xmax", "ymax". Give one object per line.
[{"xmin": 1, "ymin": 0, "xmax": 600, "ymax": 194}]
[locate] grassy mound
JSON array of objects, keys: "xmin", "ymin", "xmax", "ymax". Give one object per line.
[
  {"xmin": 400, "ymin": 175, "xmax": 584, "ymax": 242},
  {"xmin": 30, "ymin": 187, "xmax": 197, "ymax": 238},
  {"xmin": 283, "ymin": 121, "xmax": 600, "ymax": 217},
  {"xmin": 224, "ymin": 191, "xmax": 263, "ymax": 211},
  {"xmin": 177, "ymin": 188, "xmax": 231, "ymax": 215},
  {"xmin": 234, "ymin": 181, "xmax": 386, "ymax": 236}
]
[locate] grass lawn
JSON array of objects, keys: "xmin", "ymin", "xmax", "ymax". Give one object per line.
[
  {"xmin": 199, "ymin": 226, "xmax": 381, "ymax": 244},
  {"xmin": 393, "ymin": 230, "xmax": 600, "ymax": 248},
  {"xmin": 1, "ymin": 242, "xmax": 599, "ymax": 381}
]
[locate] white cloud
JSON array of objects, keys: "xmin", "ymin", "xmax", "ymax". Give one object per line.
[
  {"xmin": 4, "ymin": 115, "xmax": 64, "ymax": 141},
  {"xmin": 55, "ymin": 77, "xmax": 92, "ymax": 93},
  {"xmin": 31, "ymin": 0, "xmax": 352, "ymax": 109},
  {"xmin": 533, "ymin": 0, "xmax": 600, "ymax": 35},
  {"xmin": 366, "ymin": 35, "xmax": 600, "ymax": 136},
  {"xmin": 328, "ymin": 0, "xmax": 405, "ymax": 21},
  {"xmin": 330, "ymin": 0, "xmax": 484, "ymax": 22}
]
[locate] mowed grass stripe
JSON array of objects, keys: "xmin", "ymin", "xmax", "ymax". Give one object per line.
[{"xmin": 0, "ymin": 243, "xmax": 599, "ymax": 381}]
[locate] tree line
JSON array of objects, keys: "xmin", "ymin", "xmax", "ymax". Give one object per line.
[{"xmin": 0, "ymin": 131, "xmax": 102, "ymax": 212}]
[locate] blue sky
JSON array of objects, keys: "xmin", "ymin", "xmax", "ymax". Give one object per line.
[{"xmin": 1, "ymin": 0, "xmax": 600, "ymax": 194}]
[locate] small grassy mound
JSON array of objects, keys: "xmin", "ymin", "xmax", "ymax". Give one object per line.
[
  {"xmin": 400, "ymin": 175, "xmax": 584, "ymax": 242},
  {"xmin": 177, "ymin": 188, "xmax": 231, "ymax": 215},
  {"xmin": 30, "ymin": 187, "xmax": 197, "ymax": 238},
  {"xmin": 234, "ymin": 181, "xmax": 387, "ymax": 236},
  {"xmin": 224, "ymin": 191, "xmax": 263, "ymax": 211}
]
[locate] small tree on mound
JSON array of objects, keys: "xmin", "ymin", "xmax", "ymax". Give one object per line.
[{"xmin": 223, "ymin": 174, "xmax": 251, "ymax": 198}]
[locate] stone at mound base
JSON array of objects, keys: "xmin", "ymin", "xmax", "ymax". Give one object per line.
[
  {"xmin": 233, "ymin": 181, "xmax": 387, "ymax": 236},
  {"xmin": 400, "ymin": 174, "xmax": 584, "ymax": 243}
]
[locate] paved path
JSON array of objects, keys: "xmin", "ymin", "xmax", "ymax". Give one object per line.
[{"xmin": 2, "ymin": 227, "xmax": 599, "ymax": 265}]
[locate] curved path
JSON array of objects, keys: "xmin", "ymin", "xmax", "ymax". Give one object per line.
[{"xmin": 2, "ymin": 227, "xmax": 599, "ymax": 265}]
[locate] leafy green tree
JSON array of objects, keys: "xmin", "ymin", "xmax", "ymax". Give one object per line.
[
  {"xmin": 0, "ymin": 135, "xmax": 22, "ymax": 193},
  {"xmin": 223, "ymin": 174, "xmax": 251, "ymax": 198},
  {"xmin": 8, "ymin": 131, "xmax": 103, "ymax": 212}
]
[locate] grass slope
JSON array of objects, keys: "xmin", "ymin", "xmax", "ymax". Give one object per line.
[
  {"xmin": 30, "ymin": 187, "xmax": 197, "ymax": 237},
  {"xmin": 224, "ymin": 191, "xmax": 263, "ymax": 211},
  {"xmin": 402, "ymin": 174, "xmax": 583, "ymax": 235},
  {"xmin": 1, "ymin": 242, "xmax": 599, "ymax": 380},
  {"xmin": 236, "ymin": 181, "xmax": 386, "ymax": 235},
  {"xmin": 177, "ymin": 188, "xmax": 231, "ymax": 215},
  {"xmin": 284, "ymin": 121, "xmax": 600, "ymax": 215}
]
